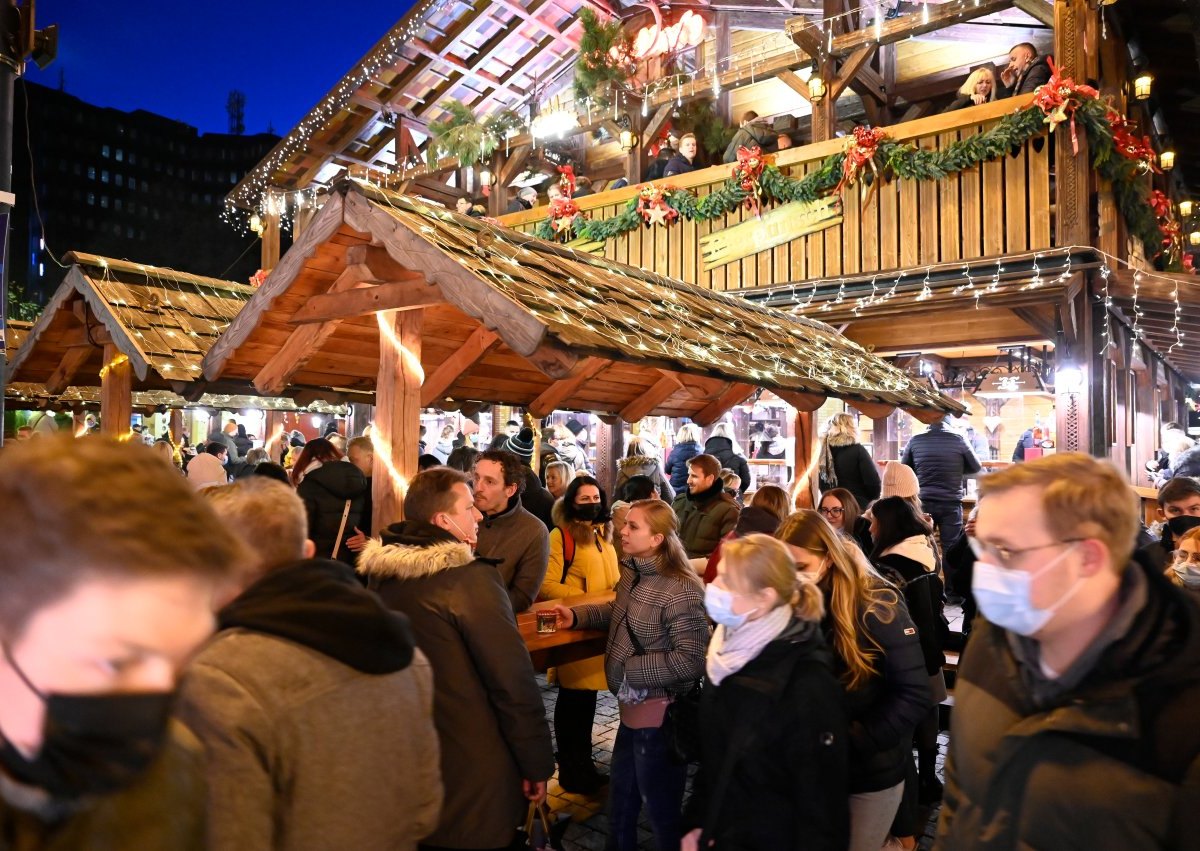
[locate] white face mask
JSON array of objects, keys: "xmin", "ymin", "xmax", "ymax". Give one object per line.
[
  {"xmin": 972, "ymin": 543, "xmax": 1081, "ymax": 637},
  {"xmin": 704, "ymin": 584, "xmax": 756, "ymax": 629},
  {"xmin": 1172, "ymin": 561, "xmax": 1200, "ymax": 589}
]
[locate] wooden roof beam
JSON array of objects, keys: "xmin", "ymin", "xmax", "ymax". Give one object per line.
[
  {"xmin": 420, "ymin": 325, "xmax": 501, "ymax": 406},
  {"xmin": 848, "ymin": 400, "xmax": 896, "ymax": 419},
  {"xmin": 772, "ymin": 389, "xmax": 827, "ymax": 412},
  {"xmin": 45, "ymin": 345, "xmax": 94, "ymax": 395},
  {"xmin": 692, "ymin": 383, "xmax": 757, "ymax": 427},
  {"xmin": 1014, "ymin": 0, "xmax": 1054, "ymax": 27},
  {"xmin": 620, "ymin": 372, "xmax": 685, "ymax": 422},
  {"xmin": 288, "ymin": 279, "xmax": 442, "ymax": 325},
  {"xmin": 1110, "ymin": 271, "xmax": 1200, "ymax": 307},
  {"xmin": 527, "ymin": 356, "xmax": 612, "ymax": 417},
  {"xmin": 787, "ymin": 0, "xmax": 1013, "ymax": 59}
]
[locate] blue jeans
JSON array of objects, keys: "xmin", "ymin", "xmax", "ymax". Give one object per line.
[{"xmin": 606, "ymin": 723, "xmax": 687, "ymax": 851}]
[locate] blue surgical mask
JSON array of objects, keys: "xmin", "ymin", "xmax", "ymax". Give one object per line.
[
  {"xmin": 704, "ymin": 584, "xmax": 755, "ymax": 629},
  {"xmin": 972, "ymin": 544, "xmax": 1081, "ymax": 636}
]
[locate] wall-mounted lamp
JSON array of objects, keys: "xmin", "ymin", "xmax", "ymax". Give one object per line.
[
  {"xmin": 249, "ymin": 213, "xmax": 264, "ymax": 235},
  {"xmin": 809, "ymin": 76, "xmax": 827, "ymax": 102},
  {"xmin": 1180, "ymin": 199, "xmax": 1194, "ymax": 218},
  {"xmin": 479, "ymin": 169, "xmax": 493, "ymax": 187},
  {"xmin": 1189, "ymin": 230, "xmax": 1200, "ymax": 247},
  {"xmin": 1160, "ymin": 149, "xmax": 1176, "ymax": 170},
  {"xmin": 1133, "ymin": 74, "xmax": 1153, "ymax": 100},
  {"xmin": 619, "ymin": 129, "xmax": 639, "ymax": 152}
]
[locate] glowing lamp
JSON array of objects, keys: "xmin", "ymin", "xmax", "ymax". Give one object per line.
[
  {"xmin": 1133, "ymin": 74, "xmax": 1153, "ymax": 100},
  {"xmin": 1180, "ymin": 200, "xmax": 1194, "ymax": 218},
  {"xmin": 1190, "ymin": 231, "xmax": 1200, "ymax": 247},
  {"xmin": 1160, "ymin": 150, "xmax": 1175, "ymax": 170},
  {"xmin": 249, "ymin": 213, "xmax": 264, "ymax": 235},
  {"xmin": 619, "ymin": 130, "xmax": 638, "ymax": 152},
  {"xmin": 809, "ymin": 76, "xmax": 827, "ymax": 102},
  {"xmin": 479, "ymin": 169, "xmax": 493, "ymax": 187}
]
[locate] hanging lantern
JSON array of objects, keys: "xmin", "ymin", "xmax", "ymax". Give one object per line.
[
  {"xmin": 619, "ymin": 129, "xmax": 639, "ymax": 152},
  {"xmin": 809, "ymin": 76, "xmax": 827, "ymax": 102},
  {"xmin": 249, "ymin": 213, "xmax": 264, "ymax": 235},
  {"xmin": 1189, "ymin": 231, "xmax": 1200, "ymax": 247},
  {"xmin": 479, "ymin": 169, "xmax": 493, "ymax": 187},
  {"xmin": 1160, "ymin": 150, "xmax": 1176, "ymax": 171},
  {"xmin": 1133, "ymin": 74, "xmax": 1153, "ymax": 100},
  {"xmin": 1180, "ymin": 200, "xmax": 1193, "ymax": 218}
]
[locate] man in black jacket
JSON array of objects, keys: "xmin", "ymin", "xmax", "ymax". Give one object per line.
[
  {"xmin": 901, "ymin": 417, "xmax": 981, "ymax": 548},
  {"xmin": 937, "ymin": 453, "xmax": 1200, "ymax": 850},
  {"xmin": 998, "ymin": 42, "xmax": 1052, "ymax": 97},
  {"xmin": 663, "ymin": 133, "xmax": 699, "ymax": 178}
]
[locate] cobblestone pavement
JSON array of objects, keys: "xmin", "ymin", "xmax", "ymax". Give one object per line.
[{"xmin": 538, "ymin": 676, "xmax": 948, "ymax": 851}]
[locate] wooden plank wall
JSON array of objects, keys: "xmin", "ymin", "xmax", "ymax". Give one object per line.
[{"xmin": 503, "ymin": 100, "xmax": 1052, "ymax": 294}]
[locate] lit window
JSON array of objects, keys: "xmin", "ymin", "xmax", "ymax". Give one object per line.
[
  {"xmin": 115, "ymin": 149, "xmax": 123, "ymax": 162},
  {"xmin": 87, "ymin": 166, "xmax": 95, "ymax": 179},
  {"xmin": 38, "ymin": 263, "xmax": 43, "ymax": 277},
  {"xmin": 101, "ymin": 170, "xmax": 109, "ymax": 183},
  {"xmin": 101, "ymin": 145, "xmax": 110, "ymax": 158},
  {"xmin": 100, "ymin": 196, "xmax": 108, "ymax": 208},
  {"xmin": 87, "ymin": 192, "xmax": 94, "ymax": 205}
]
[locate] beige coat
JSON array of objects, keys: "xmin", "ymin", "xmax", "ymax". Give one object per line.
[
  {"xmin": 541, "ymin": 500, "xmax": 620, "ymax": 689},
  {"xmin": 178, "ymin": 633, "xmax": 440, "ymax": 851}
]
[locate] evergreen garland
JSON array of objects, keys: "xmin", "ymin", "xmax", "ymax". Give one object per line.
[
  {"xmin": 529, "ymin": 100, "xmax": 1164, "ymax": 260},
  {"xmin": 427, "ymin": 102, "xmax": 523, "ymax": 169}
]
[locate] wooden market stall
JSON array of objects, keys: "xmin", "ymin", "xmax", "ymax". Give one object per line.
[{"xmin": 202, "ymin": 178, "xmax": 964, "ymax": 531}]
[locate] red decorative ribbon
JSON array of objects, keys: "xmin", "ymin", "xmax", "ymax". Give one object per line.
[
  {"xmin": 549, "ymin": 197, "xmax": 582, "ymax": 237},
  {"xmin": 558, "ymin": 165, "xmax": 577, "ymax": 199},
  {"xmin": 1032, "ymin": 59, "xmax": 1099, "ymax": 155},
  {"xmin": 1110, "ymin": 113, "xmax": 1161, "ymax": 174},
  {"xmin": 836, "ymin": 126, "xmax": 888, "ymax": 194}
]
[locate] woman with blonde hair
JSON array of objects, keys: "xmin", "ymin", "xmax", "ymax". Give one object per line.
[
  {"xmin": 818, "ymin": 412, "xmax": 881, "ymax": 510},
  {"xmin": 776, "ymin": 510, "xmax": 929, "ymax": 851},
  {"xmin": 666, "ymin": 422, "xmax": 704, "ymax": 492},
  {"xmin": 946, "ymin": 66, "xmax": 997, "ymax": 111},
  {"xmin": 544, "ymin": 460, "xmax": 572, "ymax": 501},
  {"xmin": 552, "ymin": 500, "xmax": 708, "ymax": 851},
  {"xmin": 1167, "ymin": 525, "xmax": 1200, "ymax": 593},
  {"xmin": 682, "ymin": 534, "xmax": 848, "ymax": 850}
]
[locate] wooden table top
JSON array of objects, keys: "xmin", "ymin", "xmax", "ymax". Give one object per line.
[{"xmin": 518, "ymin": 591, "xmax": 615, "ymax": 671}]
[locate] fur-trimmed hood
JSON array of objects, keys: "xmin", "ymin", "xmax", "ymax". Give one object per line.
[
  {"xmin": 825, "ymin": 433, "xmax": 857, "ymax": 448},
  {"xmin": 356, "ymin": 520, "xmax": 478, "ymax": 581},
  {"xmin": 618, "ymin": 455, "xmax": 664, "ymax": 475},
  {"xmin": 550, "ymin": 497, "xmax": 613, "ymax": 544}
]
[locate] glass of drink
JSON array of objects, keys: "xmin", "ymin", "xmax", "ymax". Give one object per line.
[{"xmin": 536, "ymin": 610, "xmax": 558, "ymax": 634}]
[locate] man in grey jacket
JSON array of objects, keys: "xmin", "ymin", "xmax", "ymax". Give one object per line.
[
  {"xmin": 474, "ymin": 449, "xmax": 551, "ymax": 612},
  {"xmin": 178, "ymin": 478, "xmax": 441, "ymax": 851},
  {"xmin": 358, "ymin": 467, "xmax": 555, "ymax": 851}
]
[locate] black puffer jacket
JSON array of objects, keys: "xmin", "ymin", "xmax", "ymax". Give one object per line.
[
  {"xmin": 900, "ymin": 423, "xmax": 981, "ymax": 503},
  {"xmin": 297, "ymin": 461, "xmax": 368, "ymax": 564},
  {"xmin": 722, "ymin": 122, "xmax": 777, "ymax": 163},
  {"xmin": 828, "ymin": 440, "xmax": 882, "ymax": 509},
  {"xmin": 703, "ymin": 436, "xmax": 751, "ymax": 494},
  {"xmin": 687, "ymin": 618, "xmax": 849, "ymax": 849},
  {"xmin": 820, "ymin": 582, "xmax": 931, "ymax": 793},
  {"xmin": 875, "ymin": 549, "xmax": 946, "ymax": 676}
]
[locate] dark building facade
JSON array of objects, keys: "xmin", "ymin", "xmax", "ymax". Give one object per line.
[{"xmin": 12, "ymin": 82, "xmax": 279, "ymax": 304}]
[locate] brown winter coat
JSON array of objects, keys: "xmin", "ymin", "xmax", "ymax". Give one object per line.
[
  {"xmin": 177, "ymin": 596, "xmax": 441, "ymax": 850},
  {"xmin": 614, "ymin": 456, "xmax": 675, "ymax": 502},
  {"xmin": 672, "ymin": 480, "xmax": 741, "ymax": 559},
  {"xmin": 358, "ymin": 522, "xmax": 556, "ymax": 849}
]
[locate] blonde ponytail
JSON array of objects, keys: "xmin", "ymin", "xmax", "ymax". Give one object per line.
[
  {"xmin": 722, "ymin": 534, "xmax": 823, "ymax": 620},
  {"xmin": 791, "ymin": 572, "xmax": 825, "ymax": 622}
]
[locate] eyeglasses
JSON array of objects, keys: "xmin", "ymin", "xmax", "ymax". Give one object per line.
[
  {"xmin": 819, "ymin": 507, "xmax": 845, "ymax": 518},
  {"xmin": 968, "ymin": 537, "xmax": 1085, "ymax": 568},
  {"xmin": 1172, "ymin": 550, "xmax": 1200, "ymax": 565}
]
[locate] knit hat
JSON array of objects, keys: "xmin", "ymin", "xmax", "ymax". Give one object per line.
[
  {"xmin": 503, "ymin": 428, "xmax": 535, "ymax": 462},
  {"xmin": 565, "ymin": 418, "xmax": 586, "ymax": 437},
  {"xmin": 733, "ymin": 505, "xmax": 782, "ymax": 537},
  {"xmin": 881, "ymin": 461, "xmax": 919, "ymax": 499}
]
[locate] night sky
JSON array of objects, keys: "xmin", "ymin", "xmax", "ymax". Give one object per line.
[{"xmin": 25, "ymin": 1, "xmax": 415, "ymax": 137}]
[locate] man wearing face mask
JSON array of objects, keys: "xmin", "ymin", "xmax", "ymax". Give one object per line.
[
  {"xmin": 0, "ymin": 436, "xmax": 248, "ymax": 849},
  {"xmin": 357, "ymin": 467, "xmax": 554, "ymax": 851},
  {"xmin": 936, "ymin": 453, "xmax": 1200, "ymax": 851}
]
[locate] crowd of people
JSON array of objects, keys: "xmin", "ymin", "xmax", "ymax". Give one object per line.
[{"xmin": 2, "ymin": 406, "xmax": 1200, "ymax": 850}]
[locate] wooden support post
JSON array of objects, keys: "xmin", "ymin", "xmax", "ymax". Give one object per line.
[
  {"xmin": 170, "ymin": 409, "xmax": 185, "ymax": 447},
  {"xmin": 261, "ymin": 209, "xmax": 281, "ymax": 271},
  {"xmin": 99, "ymin": 343, "xmax": 132, "ymax": 438},
  {"xmin": 73, "ymin": 410, "xmax": 88, "ymax": 438},
  {"xmin": 597, "ymin": 416, "xmax": 624, "ymax": 497},
  {"xmin": 793, "ymin": 410, "xmax": 819, "ymax": 509},
  {"xmin": 488, "ymin": 151, "xmax": 507, "ymax": 218},
  {"xmin": 715, "ymin": 13, "xmax": 732, "ymax": 123},
  {"xmin": 372, "ymin": 309, "xmax": 424, "ymax": 532},
  {"xmin": 625, "ymin": 112, "xmax": 646, "ymax": 189}
]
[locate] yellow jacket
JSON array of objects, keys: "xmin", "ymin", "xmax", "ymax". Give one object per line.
[{"xmin": 540, "ymin": 502, "xmax": 620, "ymax": 690}]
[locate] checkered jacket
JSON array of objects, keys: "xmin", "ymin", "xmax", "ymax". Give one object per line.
[{"xmin": 574, "ymin": 556, "xmax": 709, "ymax": 699}]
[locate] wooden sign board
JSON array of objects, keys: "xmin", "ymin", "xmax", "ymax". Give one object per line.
[{"xmin": 700, "ymin": 196, "xmax": 842, "ymax": 270}]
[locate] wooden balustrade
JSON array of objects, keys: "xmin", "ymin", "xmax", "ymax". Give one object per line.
[{"xmin": 498, "ymin": 95, "xmax": 1051, "ymax": 292}]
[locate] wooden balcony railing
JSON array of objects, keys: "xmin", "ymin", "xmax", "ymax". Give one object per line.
[{"xmin": 498, "ymin": 95, "xmax": 1050, "ymax": 292}]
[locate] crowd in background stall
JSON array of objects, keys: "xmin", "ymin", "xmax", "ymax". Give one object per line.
[{"xmin": 2, "ymin": 401, "xmax": 1200, "ymax": 851}]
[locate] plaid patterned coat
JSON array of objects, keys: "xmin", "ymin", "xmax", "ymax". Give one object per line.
[{"xmin": 574, "ymin": 556, "xmax": 710, "ymax": 699}]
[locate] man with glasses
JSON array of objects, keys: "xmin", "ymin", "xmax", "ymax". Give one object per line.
[{"xmin": 936, "ymin": 453, "xmax": 1200, "ymax": 850}]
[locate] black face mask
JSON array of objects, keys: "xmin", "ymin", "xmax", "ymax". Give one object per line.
[
  {"xmin": 575, "ymin": 504, "xmax": 602, "ymax": 522},
  {"xmin": 0, "ymin": 644, "xmax": 174, "ymax": 800},
  {"xmin": 1165, "ymin": 515, "xmax": 1200, "ymax": 549}
]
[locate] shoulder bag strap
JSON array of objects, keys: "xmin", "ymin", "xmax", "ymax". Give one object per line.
[
  {"xmin": 560, "ymin": 527, "xmax": 575, "ymax": 583},
  {"xmin": 331, "ymin": 499, "xmax": 352, "ymax": 558},
  {"xmin": 621, "ymin": 570, "xmax": 647, "ymax": 655}
]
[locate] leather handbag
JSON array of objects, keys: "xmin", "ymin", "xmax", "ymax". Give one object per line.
[{"xmin": 662, "ymin": 680, "xmax": 703, "ymax": 764}]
